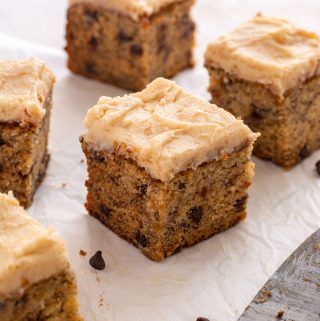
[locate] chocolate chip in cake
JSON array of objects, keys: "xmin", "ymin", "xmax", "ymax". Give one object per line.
[
  {"xmin": 85, "ymin": 9, "xmax": 98, "ymax": 23},
  {"xmin": 91, "ymin": 150, "xmax": 104, "ymax": 162},
  {"xmin": 89, "ymin": 251, "xmax": 106, "ymax": 270},
  {"xmin": 137, "ymin": 184, "xmax": 148, "ymax": 196},
  {"xmin": 196, "ymin": 317, "xmax": 210, "ymax": 321},
  {"xmin": 178, "ymin": 182, "xmax": 186, "ymax": 190},
  {"xmin": 316, "ymin": 160, "xmax": 320, "ymax": 176},
  {"xmin": 100, "ymin": 204, "xmax": 112, "ymax": 217},
  {"xmin": 89, "ymin": 36, "xmax": 98, "ymax": 50},
  {"xmin": 117, "ymin": 31, "xmax": 134, "ymax": 42},
  {"xmin": 200, "ymin": 186, "xmax": 208, "ymax": 197},
  {"xmin": 85, "ymin": 62, "xmax": 97, "ymax": 74},
  {"xmin": 234, "ymin": 195, "xmax": 248, "ymax": 212},
  {"xmin": 189, "ymin": 207, "xmax": 203, "ymax": 224},
  {"xmin": 136, "ymin": 230, "xmax": 149, "ymax": 248},
  {"xmin": 130, "ymin": 44, "xmax": 144, "ymax": 56},
  {"xmin": 182, "ymin": 21, "xmax": 195, "ymax": 39},
  {"xmin": 0, "ymin": 137, "xmax": 5, "ymax": 146},
  {"xmin": 300, "ymin": 145, "xmax": 310, "ymax": 160}
]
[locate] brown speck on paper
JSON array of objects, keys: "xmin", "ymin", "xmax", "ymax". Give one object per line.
[{"xmin": 79, "ymin": 249, "xmax": 87, "ymax": 256}]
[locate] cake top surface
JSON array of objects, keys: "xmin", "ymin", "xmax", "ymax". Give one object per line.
[
  {"xmin": 69, "ymin": 0, "xmax": 182, "ymax": 20},
  {"xmin": 205, "ymin": 14, "xmax": 320, "ymax": 96},
  {"xmin": 84, "ymin": 78, "xmax": 258, "ymax": 182},
  {"xmin": 0, "ymin": 58, "xmax": 56, "ymax": 125},
  {"xmin": 0, "ymin": 192, "xmax": 69, "ymax": 298}
]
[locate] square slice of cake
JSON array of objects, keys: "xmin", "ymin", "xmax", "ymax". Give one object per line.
[
  {"xmin": 66, "ymin": 0, "xmax": 195, "ymax": 91},
  {"xmin": 205, "ymin": 14, "xmax": 320, "ymax": 168},
  {"xmin": 0, "ymin": 58, "xmax": 55, "ymax": 207},
  {"xmin": 0, "ymin": 192, "xmax": 82, "ymax": 321},
  {"xmin": 81, "ymin": 77, "xmax": 258, "ymax": 261}
]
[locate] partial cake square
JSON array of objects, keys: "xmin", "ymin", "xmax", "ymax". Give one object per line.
[
  {"xmin": 205, "ymin": 14, "xmax": 320, "ymax": 168},
  {"xmin": 0, "ymin": 192, "xmax": 82, "ymax": 321},
  {"xmin": 0, "ymin": 58, "xmax": 55, "ymax": 207},
  {"xmin": 81, "ymin": 77, "xmax": 258, "ymax": 261},
  {"xmin": 66, "ymin": 0, "xmax": 195, "ymax": 91}
]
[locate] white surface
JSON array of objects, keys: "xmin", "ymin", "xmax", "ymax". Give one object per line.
[{"xmin": 1, "ymin": 1, "xmax": 320, "ymax": 321}]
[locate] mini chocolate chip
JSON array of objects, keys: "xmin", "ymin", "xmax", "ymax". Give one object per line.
[
  {"xmin": 130, "ymin": 44, "xmax": 143, "ymax": 56},
  {"xmin": 0, "ymin": 302, "xmax": 4, "ymax": 309},
  {"xmin": 196, "ymin": 318, "xmax": 210, "ymax": 321},
  {"xmin": 86, "ymin": 62, "xmax": 97, "ymax": 74},
  {"xmin": 85, "ymin": 9, "xmax": 98, "ymax": 22},
  {"xmin": 0, "ymin": 137, "xmax": 5, "ymax": 146},
  {"xmin": 189, "ymin": 207, "xmax": 202, "ymax": 224},
  {"xmin": 137, "ymin": 184, "xmax": 148, "ymax": 196},
  {"xmin": 91, "ymin": 150, "xmax": 104, "ymax": 162},
  {"xmin": 300, "ymin": 145, "xmax": 310, "ymax": 160},
  {"xmin": 89, "ymin": 36, "xmax": 98, "ymax": 49},
  {"xmin": 89, "ymin": 251, "xmax": 106, "ymax": 270},
  {"xmin": 136, "ymin": 230, "xmax": 149, "ymax": 248},
  {"xmin": 182, "ymin": 21, "xmax": 195, "ymax": 39},
  {"xmin": 316, "ymin": 160, "xmax": 320, "ymax": 176},
  {"xmin": 100, "ymin": 204, "xmax": 112, "ymax": 216},
  {"xmin": 117, "ymin": 31, "xmax": 134, "ymax": 42},
  {"xmin": 277, "ymin": 308, "xmax": 285, "ymax": 319},
  {"xmin": 15, "ymin": 296, "xmax": 27, "ymax": 308},
  {"xmin": 178, "ymin": 182, "xmax": 186, "ymax": 190},
  {"xmin": 234, "ymin": 195, "xmax": 248, "ymax": 212},
  {"xmin": 200, "ymin": 186, "xmax": 208, "ymax": 197}
]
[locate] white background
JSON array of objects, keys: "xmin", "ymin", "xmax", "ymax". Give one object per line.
[{"xmin": 0, "ymin": 1, "xmax": 320, "ymax": 321}]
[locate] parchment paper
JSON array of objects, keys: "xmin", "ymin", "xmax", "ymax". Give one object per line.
[{"xmin": 0, "ymin": 1, "xmax": 320, "ymax": 320}]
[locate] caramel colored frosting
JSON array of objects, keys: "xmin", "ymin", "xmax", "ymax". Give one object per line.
[
  {"xmin": 84, "ymin": 78, "xmax": 258, "ymax": 182},
  {"xmin": 205, "ymin": 14, "xmax": 320, "ymax": 96},
  {"xmin": 0, "ymin": 58, "xmax": 56, "ymax": 125},
  {"xmin": 0, "ymin": 193, "xmax": 69, "ymax": 298},
  {"xmin": 68, "ymin": 0, "xmax": 182, "ymax": 20}
]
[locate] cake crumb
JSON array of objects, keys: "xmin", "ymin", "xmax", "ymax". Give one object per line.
[
  {"xmin": 79, "ymin": 249, "xmax": 87, "ymax": 256},
  {"xmin": 314, "ymin": 243, "xmax": 320, "ymax": 250},
  {"xmin": 80, "ymin": 159, "xmax": 85, "ymax": 164},
  {"xmin": 61, "ymin": 183, "xmax": 66, "ymax": 188},
  {"xmin": 277, "ymin": 308, "xmax": 285, "ymax": 318},
  {"xmin": 254, "ymin": 289, "xmax": 272, "ymax": 304}
]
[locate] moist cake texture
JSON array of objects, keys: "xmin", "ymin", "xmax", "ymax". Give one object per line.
[
  {"xmin": 0, "ymin": 192, "xmax": 82, "ymax": 321},
  {"xmin": 66, "ymin": 0, "xmax": 195, "ymax": 91},
  {"xmin": 81, "ymin": 78, "xmax": 258, "ymax": 261},
  {"xmin": 0, "ymin": 58, "xmax": 55, "ymax": 207},
  {"xmin": 205, "ymin": 14, "xmax": 320, "ymax": 168}
]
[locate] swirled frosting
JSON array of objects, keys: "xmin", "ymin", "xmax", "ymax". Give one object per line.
[
  {"xmin": 0, "ymin": 192, "xmax": 69, "ymax": 298},
  {"xmin": 205, "ymin": 14, "xmax": 320, "ymax": 96},
  {"xmin": 0, "ymin": 58, "xmax": 56, "ymax": 125},
  {"xmin": 83, "ymin": 78, "xmax": 258, "ymax": 182},
  {"xmin": 69, "ymin": 0, "xmax": 183, "ymax": 20}
]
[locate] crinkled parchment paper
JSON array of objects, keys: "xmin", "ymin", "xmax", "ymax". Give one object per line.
[{"xmin": 0, "ymin": 1, "xmax": 319, "ymax": 320}]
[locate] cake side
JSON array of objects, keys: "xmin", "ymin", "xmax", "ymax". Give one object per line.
[
  {"xmin": 81, "ymin": 139, "xmax": 254, "ymax": 261},
  {"xmin": 207, "ymin": 66, "xmax": 320, "ymax": 167},
  {"xmin": 83, "ymin": 78, "xmax": 258, "ymax": 182},
  {"xmin": 0, "ymin": 90, "xmax": 52, "ymax": 207},
  {"xmin": 204, "ymin": 14, "xmax": 320, "ymax": 97},
  {"xmin": 66, "ymin": 0, "xmax": 195, "ymax": 91}
]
